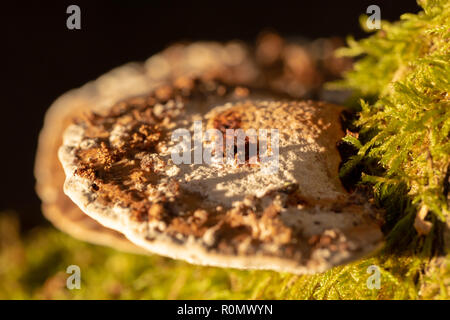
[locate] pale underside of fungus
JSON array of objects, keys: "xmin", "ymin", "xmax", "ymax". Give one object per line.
[{"xmin": 35, "ymin": 38, "xmax": 382, "ymax": 274}]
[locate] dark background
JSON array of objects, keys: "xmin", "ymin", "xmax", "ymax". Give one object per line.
[{"xmin": 2, "ymin": 0, "xmax": 420, "ymax": 230}]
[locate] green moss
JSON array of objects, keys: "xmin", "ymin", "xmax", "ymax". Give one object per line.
[
  {"xmin": 0, "ymin": 213, "xmax": 447, "ymax": 299},
  {"xmin": 333, "ymin": 0, "xmax": 449, "ymax": 224},
  {"xmin": 328, "ymin": 0, "xmax": 449, "ymax": 299}
]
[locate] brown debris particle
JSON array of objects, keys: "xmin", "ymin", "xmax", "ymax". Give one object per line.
[
  {"xmin": 233, "ymin": 86, "xmax": 249, "ymax": 98},
  {"xmin": 148, "ymin": 203, "xmax": 164, "ymax": 220},
  {"xmin": 414, "ymin": 204, "xmax": 432, "ymax": 236},
  {"xmin": 155, "ymin": 85, "xmax": 173, "ymax": 101}
]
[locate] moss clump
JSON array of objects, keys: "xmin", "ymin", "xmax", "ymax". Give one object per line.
[
  {"xmin": 329, "ymin": 0, "xmax": 449, "ymax": 298},
  {"xmin": 334, "ymin": 0, "xmax": 449, "ymax": 228},
  {"xmin": 1, "ymin": 213, "xmax": 448, "ymax": 299}
]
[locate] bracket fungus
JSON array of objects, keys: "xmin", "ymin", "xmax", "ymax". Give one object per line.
[{"xmin": 35, "ymin": 37, "xmax": 382, "ymax": 274}]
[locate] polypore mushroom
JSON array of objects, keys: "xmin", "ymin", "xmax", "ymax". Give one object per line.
[{"xmin": 36, "ymin": 37, "xmax": 378, "ymax": 274}]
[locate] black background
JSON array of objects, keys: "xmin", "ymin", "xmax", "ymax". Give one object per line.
[{"xmin": 2, "ymin": 0, "xmax": 420, "ymax": 230}]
